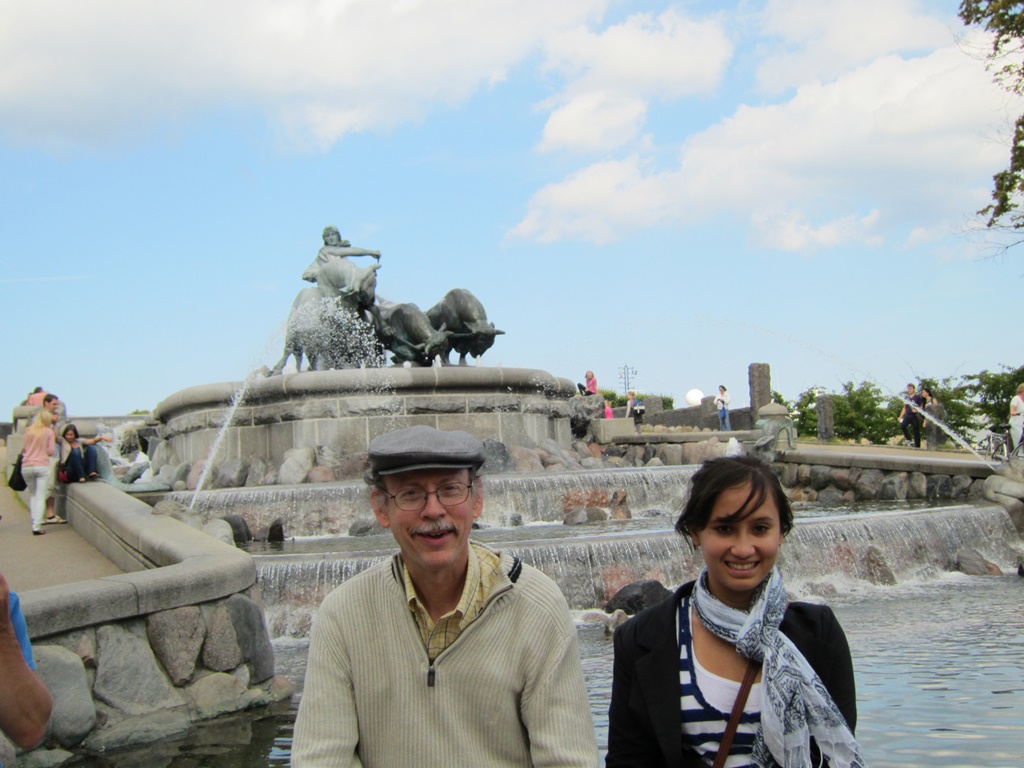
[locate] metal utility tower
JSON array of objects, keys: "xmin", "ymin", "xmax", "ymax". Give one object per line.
[{"xmin": 618, "ymin": 364, "xmax": 637, "ymax": 396}]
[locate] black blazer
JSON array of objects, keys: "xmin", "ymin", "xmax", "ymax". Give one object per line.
[{"xmin": 606, "ymin": 582, "xmax": 857, "ymax": 768}]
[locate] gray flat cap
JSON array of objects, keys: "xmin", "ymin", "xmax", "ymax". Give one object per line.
[{"xmin": 368, "ymin": 425, "xmax": 486, "ymax": 476}]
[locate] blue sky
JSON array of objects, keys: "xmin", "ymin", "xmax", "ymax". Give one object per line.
[{"xmin": 2, "ymin": 0, "xmax": 1021, "ymax": 417}]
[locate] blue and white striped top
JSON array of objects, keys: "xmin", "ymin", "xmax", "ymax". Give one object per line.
[{"xmin": 678, "ymin": 596, "xmax": 762, "ymax": 767}]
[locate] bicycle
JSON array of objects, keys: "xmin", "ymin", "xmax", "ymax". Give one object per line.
[{"xmin": 975, "ymin": 424, "xmax": 1014, "ymax": 462}]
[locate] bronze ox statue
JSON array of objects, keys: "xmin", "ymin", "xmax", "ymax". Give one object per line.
[{"xmin": 426, "ymin": 288, "xmax": 504, "ymax": 366}]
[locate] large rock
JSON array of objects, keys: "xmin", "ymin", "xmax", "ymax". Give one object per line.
[
  {"xmin": 829, "ymin": 467, "xmax": 852, "ymax": 491},
  {"xmin": 336, "ymin": 453, "xmax": 370, "ymax": 481},
  {"xmin": 278, "ymin": 447, "xmax": 316, "ymax": 486},
  {"xmin": 926, "ymin": 474, "xmax": 953, "ymax": 501},
  {"xmin": 951, "ymin": 475, "xmax": 973, "ymax": 499},
  {"xmin": 878, "ymin": 472, "xmax": 908, "ymax": 501},
  {"xmin": 183, "ymin": 672, "xmax": 248, "ymax": 720},
  {"xmin": 34, "ymin": 644, "xmax": 96, "ymax": 747},
  {"xmin": 186, "ymin": 460, "xmax": 207, "ymax": 492},
  {"xmin": 212, "ymin": 459, "xmax": 249, "ymax": 489},
  {"xmin": 808, "ymin": 465, "xmax": 832, "ymax": 491},
  {"xmin": 482, "ymin": 439, "xmax": 516, "ymax": 474},
  {"xmin": 81, "ymin": 708, "xmax": 191, "ymax": 753},
  {"xmin": 508, "ymin": 445, "xmax": 544, "ymax": 473},
  {"xmin": 907, "ymin": 471, "xmax": 928, "ymax": 499},
  {"xmin": 146, "ymin": 607, "xmax": 205, "ymax": 686},
  {"xmin": 201, "ymin": 604, "xmax": 244, "ymax": 672},
  {"xmin": 604, "ymin": 580, "xmax": 671, "ymax": 615},
  {"xmin": 221, "ymin": 514, "xmax": 253, "ymax": 544},
  {"xmin": 226, "ymin": 594, "xmax": 276, "ymax": 683},
  {"xmin": 306, "ymin": 466, "xmax": 338, "ymax": 483},
  {"xmin": 853, "ymin": 469, "xmax": 885, "ymax": 500},
  {"xmin": 245, "ymin": 456, "xmax": 271, "ymax": 487},
  {"xmin": 93, "ymin": 623, "xmax": 186, "ymax": 716},
  {"xmin": 655, "ymin": 444, "xmax": 683, "ymax": 466},
  {"xmin": 540, "ymin": 438, "xmax": 582, "ymax": 470},
  {"xmin": 956, "ymin": 547, "xmax": 1003, "ymax": 576},
  {"xmin": 349, "ymin": 518, "xmax": 386, "ymax": 536}
]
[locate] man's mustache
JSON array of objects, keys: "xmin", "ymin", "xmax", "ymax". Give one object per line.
[{"xmin": 410, "ymin": 521, "xmax": 457, "ymax": 536}]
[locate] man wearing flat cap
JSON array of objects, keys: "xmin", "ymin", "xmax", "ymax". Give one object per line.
[{"xmin": 292, "ymin": 425, "xmax": 598, "ymax": 768}]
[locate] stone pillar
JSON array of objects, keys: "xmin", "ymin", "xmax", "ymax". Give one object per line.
[
  {"xmin": 748, "ymin": 363, "xmax": 771, "ymax": 417},
  {"xmin": 816, "ymin": 395, "xmax": 834, "ymax": 442}
]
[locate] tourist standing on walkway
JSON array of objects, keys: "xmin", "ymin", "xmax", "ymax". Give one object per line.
[
  {"xmin": 1009, "ymin": 383, "xmax": 1024, "ymax": 451},
  {"xmin": 627, "ymin": 391, "xmax": 645, "ymax": 435},
  {"xmin": 21, "ymin": 412, "xmax": 55, "ymax": 535},
  {"xmin": 293, "ymin": 426, "xmax": 598, "ymax": 767},
  {"xmin": 921, "ymin": 386, "xmax": 947, "ymax": 450},
  {"xmin": 0, "ymin": 571, "xmax": 52, "ymax": 763},
  {"xmin": 607, "ymin": 455, "xmax": 863, "ymax": 768},
  {"xmin": 41, "ymin": 394, "xmax": 63, "ymax": 521},
  {"xmin": 898, "ymin": 383, "xmax": 924, "ymax": 448},
  {"xmin": 714, "ymin": 385, "xmax": 732, "ymax": 432}
]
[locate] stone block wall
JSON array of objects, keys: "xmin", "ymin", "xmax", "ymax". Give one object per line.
[
  {"xmin": 12, "ymin": 481, "xmax": 292, "ymax": 763},
  {"xmin": 774, "ymin": 462, "xmax": 987, "ymax": 504},
  {"xmin": 21, "ymin": 588, "xmax": 292, "ymax": 759},
  {"xmin": 153, "ymin": 367, "xmax": 577, "ymax": 468}
]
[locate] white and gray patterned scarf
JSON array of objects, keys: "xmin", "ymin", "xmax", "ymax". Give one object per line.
[{"xmin": 692, "ymin": 567, "xmax": 866, "ymax": 768}]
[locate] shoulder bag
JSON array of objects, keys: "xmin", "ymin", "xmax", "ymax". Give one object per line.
[{"xmin": 7, "ymin": 452, "xmax": 27, "ymax": 492}]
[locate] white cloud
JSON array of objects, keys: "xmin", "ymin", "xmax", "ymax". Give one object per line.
[
  {"xmin": 511, "ymin": 38, "xmax": 1019, "ymax": 250},
  {"xmin": 0, "ymin": 0, "xmax": 609, "ymax": 148},
  {"xmin": 756, "ymin": 0, "xmax": 955, "ymax": 92},
  {"xmin": 750, "ymin": 208, "xmax": 882, "ymax": 250},
  {"xmin": 538, "ymin": 92, "xmax": 648, "ymax": 153},
  {"xmin": 536, "ymin": 8, "xmax": 733, "ymax": 153}
]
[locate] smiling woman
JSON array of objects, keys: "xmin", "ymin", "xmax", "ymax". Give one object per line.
[{"xmin": 607, "ymin": 455, "xmax": 866, "ymax": 768}]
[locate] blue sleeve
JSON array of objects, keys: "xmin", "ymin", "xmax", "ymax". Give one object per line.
[{"xmin": 8, "ymin": 592, "xmax": 36, "ymax": 671}]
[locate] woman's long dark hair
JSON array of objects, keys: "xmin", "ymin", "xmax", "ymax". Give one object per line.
[{"xmin": 674, "ymin": 454, "xmax": 793, "ymax": 537}]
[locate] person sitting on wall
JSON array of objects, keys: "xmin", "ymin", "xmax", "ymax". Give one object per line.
[
  {"xmin": 578, "ymin": 370, "xmax": 598, "ymax": 396},
  {"xmin": 292, "ymin": 425, "xmax": 598, "ymax": 767},
  {"xmin": 0, "ymin": 571, "xmax": 53, "ymax": 762},
  {"xmin": 59, "ymin": 424, "xmax": 113, "ymax": 483}
]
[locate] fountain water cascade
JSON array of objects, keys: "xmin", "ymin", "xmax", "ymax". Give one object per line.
[{"xmin": 246, "ymin": 497, "xmax": 1021, "ymax": 638}]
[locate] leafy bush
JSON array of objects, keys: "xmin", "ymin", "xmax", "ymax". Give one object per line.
[
  {"xmin": 962, "ymin": 364, "xmax": 1024, "ymax": 429},
  {"xmin": 793, "ymin": 381, "xmax": 901, "ymax": 445}
]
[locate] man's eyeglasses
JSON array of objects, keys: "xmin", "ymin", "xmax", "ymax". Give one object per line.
[{"xmin": 382, "ymin": 482, "xmax": 472, "ymax": 511}]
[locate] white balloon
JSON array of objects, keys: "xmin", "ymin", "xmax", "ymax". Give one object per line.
[{"xmin": 685, "ymin": 389, "xmax": 704, "ymax": 407}]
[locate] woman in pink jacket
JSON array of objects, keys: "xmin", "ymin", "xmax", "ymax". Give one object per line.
[{"xmin": 21, "ymin": 411, "xmax": 56, "ymax": 535}]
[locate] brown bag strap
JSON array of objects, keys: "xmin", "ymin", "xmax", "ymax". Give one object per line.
[{"xmin": 712, "ymin": 659, "xmax": 760, "ymax": 768}]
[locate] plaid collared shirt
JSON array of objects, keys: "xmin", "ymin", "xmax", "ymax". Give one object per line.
[{"xmin": 403, "ymin": 542, "xmax": 502, "ymax": 661}]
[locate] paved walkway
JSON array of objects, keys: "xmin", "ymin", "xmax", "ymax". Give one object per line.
[{"xmin": 1, "ymin": 446, "xmax": 122, "ymax": 594}]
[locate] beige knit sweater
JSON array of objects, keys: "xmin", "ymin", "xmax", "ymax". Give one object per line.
[{"xmin": 292, "ymin": 546, "xmax": 599, "ymax": 767}]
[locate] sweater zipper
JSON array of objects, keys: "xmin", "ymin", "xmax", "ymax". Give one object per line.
[{"xmin": 424, "ymin": 581, "xmax": 514, "ymax": 689}]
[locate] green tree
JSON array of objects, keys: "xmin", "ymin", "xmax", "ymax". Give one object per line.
[
  {"xmin": 963, "ymin": 363, "xmax": 1024, "ymax": 427},
  {"xmin": 959, "ymin": 2, "xmax": 1024, "ymax": 231},
  {"xmin": 792, "ymin": 381, "xmax": 902, "ymax": 444},
  {"xmin": 792, "ymin": 386, "xmax": 823, "ymax": 438}
]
